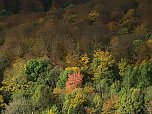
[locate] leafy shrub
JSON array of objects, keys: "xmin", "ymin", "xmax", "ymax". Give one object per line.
[
  {"xmin": 110, "ymin": 81, "xmax": 121, "ymax": 96},
  {"xmin": 49, "ymin": 105, "xmax": 59, "ymax": 114},
  {"xmin": 24, "ymin": 58, "xmax": 51, "ymax": 82}
]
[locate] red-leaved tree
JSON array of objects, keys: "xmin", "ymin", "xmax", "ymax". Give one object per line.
[{"xmin": 66, "ymin": 72, "xmax": 83, "ymax": 93}]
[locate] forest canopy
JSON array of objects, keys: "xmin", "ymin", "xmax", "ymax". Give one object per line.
[{"xmin": 0, "ymin": 0, "xmax": 152, "ymax": 114}]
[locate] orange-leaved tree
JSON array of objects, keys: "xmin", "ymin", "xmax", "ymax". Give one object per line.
[{"xmin": 66, "ymin": 72, "xmax": 83, "ymax": 93}]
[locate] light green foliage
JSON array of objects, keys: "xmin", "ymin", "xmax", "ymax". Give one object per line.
[
  {"xmin": 118, "ymin": 88, "xmax": 146, "ymax": 114},
  {"xmin": 56, "ymin": 70, "xmax": 73, "ymax": 88}
]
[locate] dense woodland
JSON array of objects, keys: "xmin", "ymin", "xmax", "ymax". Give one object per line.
[{"xmin": 0, "ymin": 0, "xmax": 152, "ymax": 114}]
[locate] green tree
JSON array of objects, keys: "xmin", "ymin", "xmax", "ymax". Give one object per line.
[
  {"xmin": 24, "ymin": 58, "xmax": 52, "ymax": 82},
  {"xmin": 56, "ymin": 70, "xmax": 73, "ymax": 88},
  {"xmin": 123, "ymin": 61, "xmax": 152, "ymax": 89},
  {"xmin": 118, "ymin": 88, "xmax": 146, "ymax": 114}
]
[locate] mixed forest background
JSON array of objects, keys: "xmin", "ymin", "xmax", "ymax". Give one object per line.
[{"xmin": 0, "ymin": 0, "xmax": 152, "ymax": 114}]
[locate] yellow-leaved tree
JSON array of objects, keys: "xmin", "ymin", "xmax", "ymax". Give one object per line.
[{"xmin": 90, "ymin": 49, "xmax": 116, "ymax": 80}]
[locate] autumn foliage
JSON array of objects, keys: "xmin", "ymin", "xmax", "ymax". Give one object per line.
[{"xmin": 66, "ymin": 72, "xmax": 83, "ymax": 93}]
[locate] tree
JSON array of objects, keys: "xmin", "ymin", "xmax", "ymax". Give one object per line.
[
  {"xmin": 90, "ymin": 50, "xmax": 116, "ymax": 81},
  {"xmin": 62, "ymin": 88, "xmax": 86, "ymax": 114},
  {"xmin": 66, "ymin": 73, "xmax": 83, "ymax": 93},
  {"xmin": 123, "ymin": 61, "xmax": 152, "ymax": 89},
  {"xmin": 24, "ymin": 58, "xmax": 52, "ymax": 82},
  {"xmin": 118, "ymin": 88, "xmax": 146, "ymax": 114}
]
